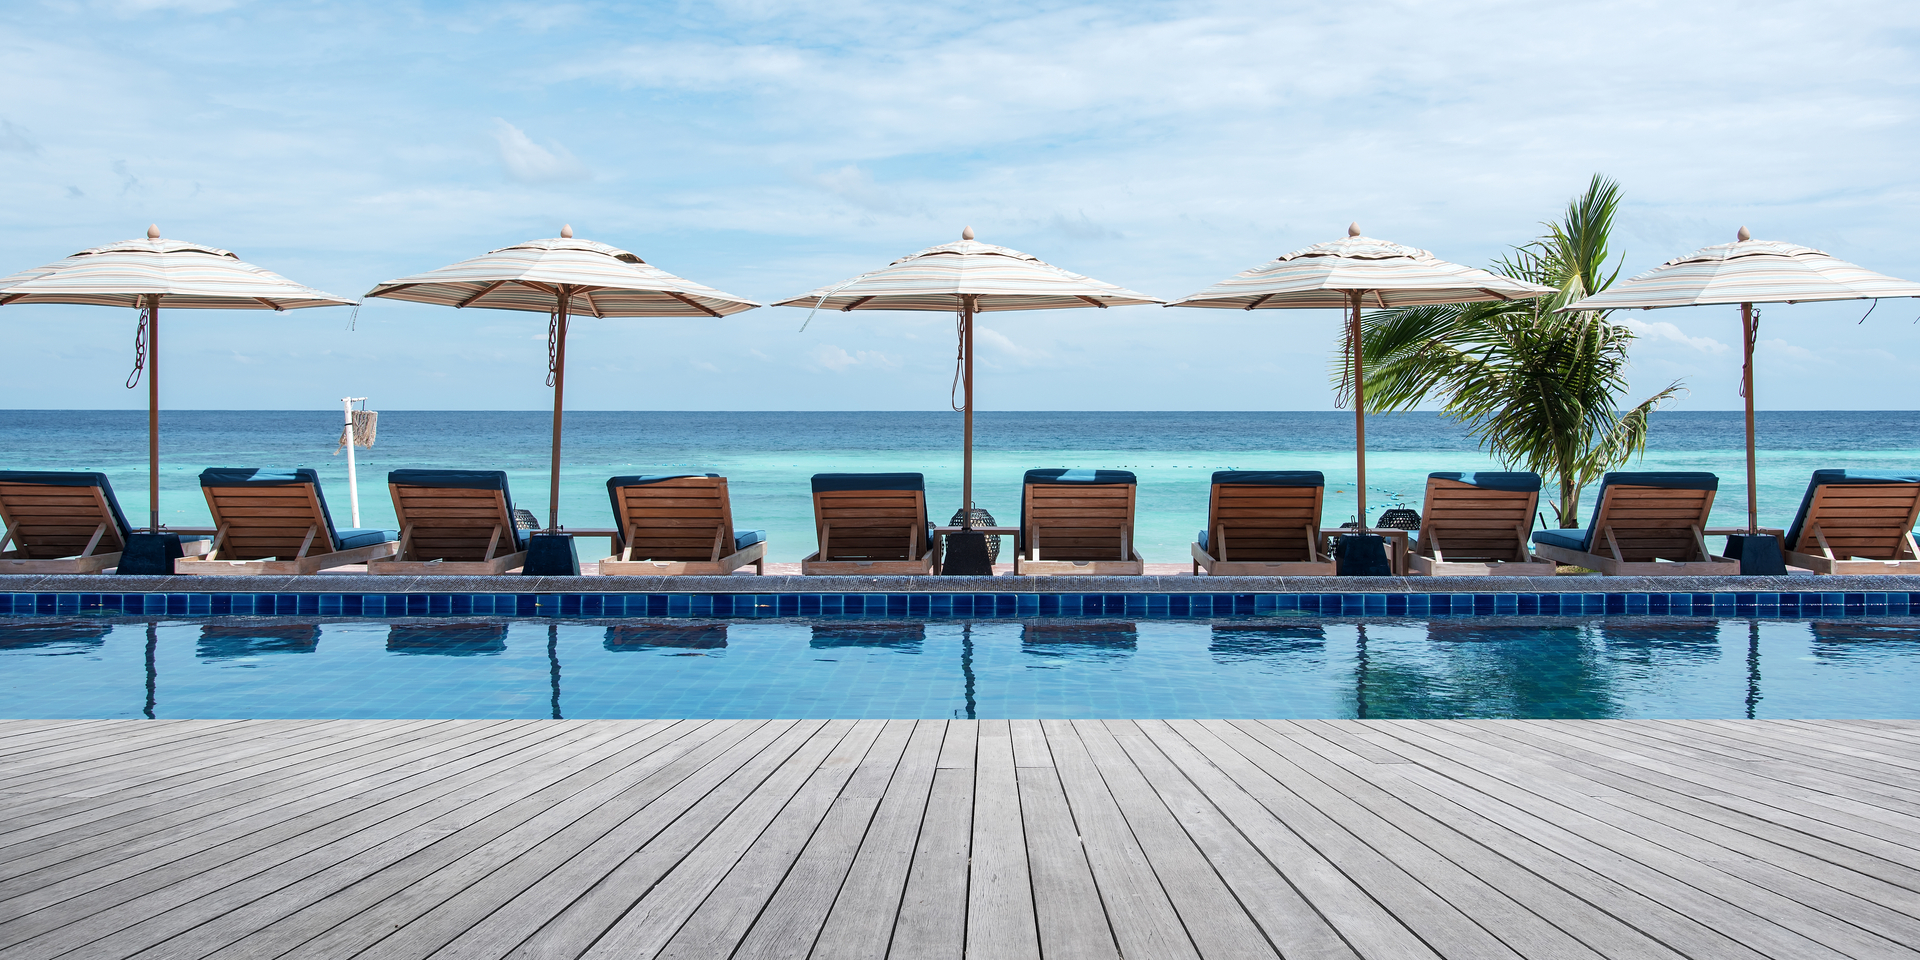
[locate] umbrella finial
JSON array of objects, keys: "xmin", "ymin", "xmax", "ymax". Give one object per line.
[
  {"xmin": 146, "ymin": 224, "xmax": 159, "ymax": 239},
  {"xmin": 561, "ymin": 224, "xmax": 573, "ymax": 239},
  {"xmin": 962, "ymin": 226, "xmax": 974, "ymax": 241},
  {"xmin": 1347, "ymin": 222, "xmax": 1361, "ymax": 237},
  {"xmin": 1736, "ymin": 225, "xmax": 1751, "ymax": 241}
]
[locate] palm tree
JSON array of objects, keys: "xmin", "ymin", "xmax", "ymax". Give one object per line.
[{"xmin": 1348, "ymin": 175, "xmax": 1684, "ymax": 527}]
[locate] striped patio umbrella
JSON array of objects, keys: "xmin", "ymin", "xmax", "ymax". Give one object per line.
[
  {"xmin": 773, "ymin": 228, "xmax": 1161, "ymax": 536},
  {"xmin": 1565, "ymin": 227, "xmax": 1920, "ymax": 536},
  {"xmin": 0, "ymin": 226, "xmax": 356, "ymax": 539},
  {"xmin": 366, "ymin": 226, "xmax": 760, "ymax": 538},
  {"xmin": 1167, "ymin": 225, "xmax": 1554, "ymax": 530}
]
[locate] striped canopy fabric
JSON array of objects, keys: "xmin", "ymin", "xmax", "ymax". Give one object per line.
[
  {"xmin": 774, "ymin": 236, "xmax": 1161, "ymax": 312},
  {"xmin": 1564, "ymin": 236, "xmax": 1920, "ymax": 310},
  {"xmin": 365, "ymin": 235, "xmax": 759, "ymax": 318},
  {"xmin": 0, "ymin": 235, "xmax": 355, "ymax": 310},
  {"xmin": 1166, "ymin": 231, "xmax": 1554, "ymax": 309}
]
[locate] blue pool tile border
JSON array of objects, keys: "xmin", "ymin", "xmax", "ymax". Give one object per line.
[{"xmin": 4, "ymin": 591, "xmax": 1919, "ymax": 619}]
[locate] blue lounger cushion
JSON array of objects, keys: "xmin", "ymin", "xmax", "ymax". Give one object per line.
[
  {"xmin": 390, "ymin": 469, "xmax": 525, "ymax": 550},
  {"xmin": 811, "ymin": 472, "xmax": 925, "ymax": 493},
  {"xmin": 1784, "ymin": 469, "xmax": 1920, "ymax": 549},
  {"xmin": 199, "ymin": 467, "xmax": 397, "ymax": 552},
  {"xmin": 1024, "ymin": 468, "xmax": 1137, "ymax": 485},
  {"xmin": 1529, "ymin": 471, "xmax": 1717, "ymax": 553},
  {"xmin": 1211, "ymin": 470, "xmax": 1322, "ymax": 487},
  {"xmin": 0, "ymin": 470, "xmax": 134, "ymax": 540},
  {"xmin": 733, "ymin": 529, "xmax": 767, "ymax": 550},
  {"xmin": 1430, "ymin": 471, "xmax": 1541, "ymax": 492}
]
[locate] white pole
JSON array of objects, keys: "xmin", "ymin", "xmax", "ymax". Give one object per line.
[{"xmin": 342, "ymin": 396, "xmax": 366, "ymax": 527}]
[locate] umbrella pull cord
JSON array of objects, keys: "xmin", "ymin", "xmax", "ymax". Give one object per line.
[
  {"xmin": 950, "ymin": 305, "xmax": 966, "ymax": 412},
  {"xmin": 125, "ymin": 303, "xmax": 149, "ymax": 390},
  {"xmin": 1740, "ymin": 306, "xmax": 1760, "ymax": 399},
  {"xmin": 546, "ymin": 304, "xmax": 561, "ymax": 388}
]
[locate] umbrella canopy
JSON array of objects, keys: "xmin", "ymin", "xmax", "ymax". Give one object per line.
[
  {"xmin": 1565, "ymin": 227, "xmax": 1920, "ymax": 536},
  {"xmin": 365, "ymin": 231, "xmax": 759, "ymax": 318},
  {"xmin": 0, "ymin": 226, "xmax": 356, "ymax": 536},
  {"xmin": 366, "ymin": 227, "xmax": 760, "ymax": 540},
  {"xmin": 1168, "ymin": 225, "xmax": 1554, "ymax": 530},
  {"xmin": 773, "ymin": 229, "xmax": 1161, "ymax": 543}
]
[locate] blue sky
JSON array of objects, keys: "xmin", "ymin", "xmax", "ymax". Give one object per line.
[{"xmin": 2, "ymin": 0, "xmax": 1918, "ymax": 411}]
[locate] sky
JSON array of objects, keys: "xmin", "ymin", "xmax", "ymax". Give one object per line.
[{"xmin": 2, "ymin": 0, "xmax": 1919, "ymax": 412}]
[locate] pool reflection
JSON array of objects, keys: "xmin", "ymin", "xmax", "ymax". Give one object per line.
[
  {"xmin": 605, "ymin": 623, "xmax": 728, "ymax": 651},
  {"xmin": 0, "ymin": 620, "xmax": 109, "ymax": 651},
  {"xmin": 386, "ymin": 622, "xmax": 508, "ymax": 657},
  {"xmin": 197, "ymin": 624, "xmax": 320, "ymax": 661},
  {"xmin": 1021, "ymin": 622, "xmax": 1136, "ymax": 662},
  {"xmin": 1210, "ymin": 623, "xmax": 1325, "ymax": 661},
  {"xmin": 811, "ymin": 623, "xmax": 925, "ymax": 650}
]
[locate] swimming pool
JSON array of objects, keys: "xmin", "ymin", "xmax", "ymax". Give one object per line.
[{"xmin": 4, "ymin": 616, "xmax": 1915, "ymax": 719}]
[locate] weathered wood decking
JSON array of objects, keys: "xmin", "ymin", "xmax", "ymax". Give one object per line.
[{"xmin": 1, "ymin": 718, "xmax": 1917, "ymax": 959}]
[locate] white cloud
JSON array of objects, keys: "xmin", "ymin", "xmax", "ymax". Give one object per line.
[
  {"xmin": 794, "ymin": 164, "xmax": 921, "ymax": 217},
  {"xmin": 489, "ymin": 119, "xmax": 590, "ymax": 183},
  {"xmin": 106, "ymin": 0, "xmax": 246, "ymax": 12},
  {"xmin": 1621, "ymin": 318, "xmax": 1731, "ymax": 355},
  {"xmin": 808, "ymin": 344, "xmax": 899, "ymax": 372},
  {"xmin": 975, "ymin": 326, "xmax": 1048, "ymax": 364}
]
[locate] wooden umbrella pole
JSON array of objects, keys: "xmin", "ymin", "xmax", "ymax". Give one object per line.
[
  {"xmin": 147, "ymin": 295, "xmax": 161, "ymax": 533},
  {"xmin": 1741, "ymin": 301, "xmax": 1758, "ymax": 534},
  {"xmin": 1350, "ymin": 290, "xmax": 1368, "ymax": 527},
  {"xmin": 962, "ymin": 295, "xmax": 975, "ymax": 529},
  {"xmin": 548, "ymin": 290, "xmax": 571, "ymax": 533}
]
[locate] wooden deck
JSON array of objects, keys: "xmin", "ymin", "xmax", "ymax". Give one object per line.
[{"xmin": 2, "ymin": 718, "xmax": 1917, "ymax": 960}]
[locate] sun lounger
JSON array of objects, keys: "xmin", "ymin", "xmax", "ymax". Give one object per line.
[
  {"xmin": 1779, "ymin": 469, "xmax": 1920, "ymax": 574},
  {"xmin": 175, "ymin": 468, "xmax": 397, "ymax": 575},
  {"xmin": 801, "ymin": 472, "xmax": 937, "ymax": 575},
  {"xmin": 1528, "ymin": 472, "xmax": 1737, "ymax": 575},
  {"xmin": 1016, "ymin": 468, "xmax": 1144, "ymax": 576},
  {"xmin": 1407, "ymin": 471, "xmax": 1557, "ymax": 576},
  {"xmin": 599, "ymin": 474, "xmax": 767, "ymax": 576},
  {"xmin": 367, "ymin": 469, "xmax": 528, "ymax": 575},
  {"xmin": 1188, "ymin": 470, "xmax": 1334, "ymax": 576},
  {"xmin": 0, "ymin": 471, "xmax": 136, "ymax": 574}
]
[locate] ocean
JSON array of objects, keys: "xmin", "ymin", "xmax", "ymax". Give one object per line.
[{"xmin": 4, "ymin": 410, "xmax": 1916, "ymax": 562}]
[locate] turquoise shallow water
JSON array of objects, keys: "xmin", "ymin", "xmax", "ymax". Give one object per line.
[
  {"xmin": 3, "ymin": 616, "xmax": 1915, "ymax": 719},
  {"xmin": 3, "ymin": 410, "xmax": 1915, "ymax": 562}
]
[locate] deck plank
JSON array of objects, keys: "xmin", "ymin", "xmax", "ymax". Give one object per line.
[{"xmin": 0, "ymin": 719, "xmax": 1913, "ymax": 960}]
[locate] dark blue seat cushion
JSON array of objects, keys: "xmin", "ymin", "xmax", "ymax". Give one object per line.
[
  {"xmin": 1211, "ymin": 470, "xmax": 1322, "ymax": 487},
  {"xmin": 199, "ymin": 467, "xmax": 396, "ymax": 552},
  {"xmin": 810, "ymin": 473, "xmax": 925, "ymax": 493},
  {"xmin": 1528, "ymin": 471, "xmax": 1717, "ymax": 553},
  {"xmin": 1429, "ymin": 471, "xmax": 1541, "ymax": 492},
  {"xmin": 733, "ymin": 529, "xmax": 767, "ymax": 551},
  {"xmin": 1784, "ymin": 469, "xmax": 1920, "ymax": 548},
  {"xmin": 391, "ymin": 469, "xmax": 523, "ymax": 549},
  {"xmin": 0, "ymin": 470, "xmax": 132, "ymax": 539},
  {"xmin": 1024, "ymin": 468, "xmax": 1137, "ymax": 485}
]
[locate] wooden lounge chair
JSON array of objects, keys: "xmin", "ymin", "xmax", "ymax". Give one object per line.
[
  {"xmin": 366, "ymin": 469, "xmax": 529, "ymax": 576},
  {"xmin": 1528, "ymin": 472, "xmax": 1738, "ymax": 576},
  {"xmin": 1779, "ymin": 470, "xmax": 1920, "ymax": 574},
  {"xmin": 599, "ymin": 474, "xmax": 766, "ymax": 576},
  {"xmin": 1407, "ymin": 471, "xmax": 1557, "ymax": 576},
  {"xmin": 175, "ymin": 468, "xmax": 397, "ymax": 576},
  {"xmin": 0, "ymin": 471, "xmax": 134, "ymax": 574},
  {"xmin": 1189, "ymin": 470, "xmax": 1335, "ymax": 576},
  {"xmin": 1016, "ymin": 469, "xmax": 1144, "ymax": 576},
  {"xmin": 801, "ymin": 472, "xmax": 937, "ymax": 575}
]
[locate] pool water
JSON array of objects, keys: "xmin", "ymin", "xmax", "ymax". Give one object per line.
[{"xmin": 4, "ymin": 617, "xmax": 1916, "ymax": 720}]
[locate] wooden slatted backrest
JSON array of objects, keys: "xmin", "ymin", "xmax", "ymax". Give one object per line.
[
  {"xmin": 1024, "ymin": 482, "xmax": 1134, "ymax": 560},
  {"xmin": 1591, "ymin": 484, "xmax": 1715, "ymax": 562},
  {"xmin": 813, "ymin": 488, "xmax": 926, "ymax": 561},
  {"xmin": 1417, "ymin": 477, "xmax": 1538, "ymax": 562},
  {"xmin": 390, "ymin": 484, "xmax": 516, "ymax": 562},
  {"xmin": 0, "ymin": 480, "xmax": 124, "ymax": 560},
  {"xmin": 612, "ymin": 477, "xmax": 734, "ymax": 562},
  {"xmin": 1793, "ymin": 483, "xmax": 1920, "ymax": 559},
  {"xmin": 1206, "ymin": 484, "xmax": 1322, "ymax": 562},
  {"xmin": 203, "ymin": 482, "xmax": 330, "ymax": 561}
]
